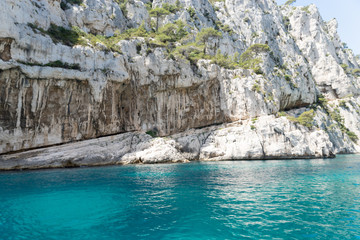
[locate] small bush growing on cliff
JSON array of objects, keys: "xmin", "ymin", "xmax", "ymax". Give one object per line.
[
  {"xmin": 114, "ymin": 0, "xmax": 128, "ymax": 16},
  {"xmin": 28, "ymin": 23, "xmax": 85, "ymax": 47},
  {"xmin": 340, "ymin": 63, "xmax": 348, "ymax": 71},
  {"xmin": 339, "ymin": 100, "xmax": 349, "ymax": 109},
  {"xmin": 285, "ymin": 0, "xmax": 296, "ymax": 5},
  {"xmin": 327, "ymin": 107, "xmax": 358, "ymax": 142},
  {"xmin": 277, "ymin": 111, "xmax": 287, "ymax": 117},
  {"xmin": 163, "ymin": 1, "xmax": 182, "ymax": 14},
  {"xmin": 317, "ymin": 93, "xmax": 330, "ymax": 112},
  {"xmin": 284, "ymin": 74, "xmax": 292, "ymax": 82},
  {"xmin": 146, "ymin": 130, "xmax": 157, "ymax": 138},
  {"xmin": 120, "ymin": 23, "xmax": 149, "ymax": 39},
  {"xmin": 178, "ymin": 27, "xmax": 223, "ymax": 59},
  {"xmin": 172, "ymin": 42, "xmax": 206, "ymax": 63},
  {"xmin": 283, "ymin": 16, "xmax": 291, "ymax": 30},
  {"xmin": 145, "ymin": 2, "xmax": 152, "ymax": 10},
  {"xmin": 187, "ymin": 7, "xmax": 196, "ymax": 18},
  {"xmin": 317, "ymin": 94, "xmax": 328, "ymax": 106},
  {"xmin": 211, "ymin": 50, "xmax": 239, "ymax": 69},
  {"xmin": 214, "ymin": 21, "xmax": 234, "ymax": 35},
  {"xmin": 352, "ymin": 68, "xmax": 360, "ymax": 77},
  {"xmin": 171, "ymin": 43, "xmax": 241, "ymax": 69},
  {"xmin": 47, "ymin": 24, "xmax": 84, "ymax": 46},
  {"xmin": 329, "ymin": 108, "xmax": 343, "ymax": 123},
  {"xmin": 220, "ymin": 24, "xmax": 234, "ymax": 35},
  {"xmin": 252, "ymin": 84, "xmax": 261, "ymax": 93},
  {"xmin": 302, "ymin": 6, "xmax": 311, "ymax": 14},
  {"xmin": 346, "ymin": 131, "xmax": 359, "ymax": 142},
  {"xmin": 238, "ymin": 43, "xmax": 270, "ymax": 74},
  {"xmin": 339, "ymin": 64, "xmax": 360, "ymax": 77},
  {"xmin": 287, "ymin": 109, "xmax": 315, "ymax": 129},
  {"xmin": 155, "ymin": 21, "xmax": 189, "ymax": 44},
  {"xmin": 196, "ymin": 28, "xmax": 222, "ymax": 47},
  {"xmin": 248, "ymin": 43, "xmax": 270, "ymax": 54}
]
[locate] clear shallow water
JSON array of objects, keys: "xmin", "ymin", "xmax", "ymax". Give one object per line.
[{"xmin": 1, "ymin": 156, "xmax": 360, "ymax": 239}]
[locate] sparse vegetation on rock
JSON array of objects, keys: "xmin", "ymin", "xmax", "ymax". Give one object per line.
[
  {"xmin": 287, "ymin": 109, "xmax": 315, "ymax": 129},
  {"xmin": 285, "ymin": 0, "xmax": 296, "ymax": 5}
]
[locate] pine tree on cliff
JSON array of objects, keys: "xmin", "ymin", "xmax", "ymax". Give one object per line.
[
  {"xmin": 149, "ymin": 8, "xmax": 170, "ymax": 31},
  {"xmin": 196, "ymin": 28, "xmax": 222, "ymax": 54}
]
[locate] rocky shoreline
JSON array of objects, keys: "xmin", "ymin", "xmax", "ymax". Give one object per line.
[{"xmin": 0, "ymin": 114, "xmax": 344, "ymax": 170}]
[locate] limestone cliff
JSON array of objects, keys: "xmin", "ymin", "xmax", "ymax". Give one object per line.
[{"xmin": 0, "ymin": 0, "xmax": 359, "ymax": 169}]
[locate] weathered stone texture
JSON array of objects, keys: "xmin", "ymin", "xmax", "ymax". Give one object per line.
[{"xmin": 0, "ymin": 0, "xmax": 359, "ymax": 168}]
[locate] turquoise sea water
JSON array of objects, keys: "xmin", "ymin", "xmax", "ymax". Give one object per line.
[{"xmin": 1, "ymin": 155, "xmax": 360, "ymax": 239}]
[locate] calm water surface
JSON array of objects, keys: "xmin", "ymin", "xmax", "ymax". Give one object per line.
[{"xmin": 1, "ymin": 155, "xmax": 360, "ymax": 239}]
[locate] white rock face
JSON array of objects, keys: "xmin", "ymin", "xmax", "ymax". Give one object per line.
[
  {"xmin": 0, "ymin": 115, "xmax": 336, "ymax": 170},
  {"xmin": 198, "ymin": 116, "xmax": 334, "ymax": 161},
  {"xmin": 65, "ymin": 0, "xmax": 127, "ymax": 35},
  {"xmin": 281, "ymin": 4, "xmax": 360, "ymax": 99},
  {"xmin": 0, "ymin": 0, "xmax": 360, "ymax": 169}
]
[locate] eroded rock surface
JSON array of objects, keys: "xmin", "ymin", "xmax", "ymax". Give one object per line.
[{"xmin": 0, "ymin": 115, "xmax": 339, "ymax": 170}]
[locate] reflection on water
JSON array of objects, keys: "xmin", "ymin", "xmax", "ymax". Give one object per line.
[{"xmin": 0, "ymin": 156, "xmax": 360, "ymax": 239}]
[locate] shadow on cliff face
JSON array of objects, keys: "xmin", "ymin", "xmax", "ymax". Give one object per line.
[
  {"xmin": 0, "ymin": 62, "xmax": 227, "ymax": 155},
  {"xmin": 0, "ymin": 38, "xmax": 13, "ymax": 61}
]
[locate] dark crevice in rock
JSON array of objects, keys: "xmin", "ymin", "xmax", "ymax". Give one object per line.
[{"xmin": 0, "ymin": 38, "xmax": 13, "ymax": 61}]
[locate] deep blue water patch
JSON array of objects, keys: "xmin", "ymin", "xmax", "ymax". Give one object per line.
[{"xmin": 1, "ymin": 155, "xmax": 360, "ymax": 239}]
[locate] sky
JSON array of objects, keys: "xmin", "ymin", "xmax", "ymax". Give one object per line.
[{"xmin": 276, "ymin": 0, "xmax": 360, "ymax": 55}]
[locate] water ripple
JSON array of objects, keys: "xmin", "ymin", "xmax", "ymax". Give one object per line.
[{"xmin": 0, "ymin": 155, "xmax": 360, "ymax": 239}]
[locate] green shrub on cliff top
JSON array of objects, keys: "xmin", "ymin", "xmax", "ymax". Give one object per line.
[
  {"xmin": 285, "ymin": 0, "xmax": 296, "ymax": 5},
  {"xmin": 302, "ymin": 6, "xmax": 311, "ymax": 14}
]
